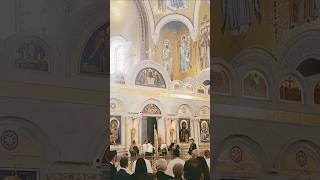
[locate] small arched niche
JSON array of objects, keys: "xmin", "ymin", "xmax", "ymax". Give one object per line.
[
  {"xmin": 212, "ymin": 64, "xmax": 231, "ymax": 94},
  {"xmin": 135, "ymin": 67, "xmax": 166, "ymax": 88},
  {"xmin": 242, "ymin": 70, "xmax": 268, "ymax": 99},
  {"xmin": 280, "ymin": 74, "xmax": 303, "ymax": 102}
]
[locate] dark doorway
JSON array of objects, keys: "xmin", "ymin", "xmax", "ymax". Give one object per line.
[{"xmin": 141, "ymin": 117, "xmax": 158, "ymax": 144}]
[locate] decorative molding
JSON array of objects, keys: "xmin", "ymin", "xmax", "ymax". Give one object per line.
[
  {"xmin": 1, "ymin": 130, "xmax": 18, "ymax": 150},
  {"xmin": 142, "ymin": 103, "xmax": 161, "ymax": 114},
  {"xmin": 230, "ymin": 146, "xmax": 243, "ymax": 163}
]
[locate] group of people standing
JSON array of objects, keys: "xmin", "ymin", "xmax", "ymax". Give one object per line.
[
  {"xmin": 129, "ymin": 138, "xmax": 198, "ymax": 158},
  {"xmin": 104, "ymin": 147, "xmax": 210, "ymax": 180},
  {"xmin": 103, "ymin": 137, "xmax": 209, "ymax": 180}
]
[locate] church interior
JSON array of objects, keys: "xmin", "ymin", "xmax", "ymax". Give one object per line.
[
  {"xmin": 109, "ymin": 0, "xmax": 210, "ymax": 174},
  {"xmin": 212, "ymin": 0, "xmax": 320, "ymax": 179},
  {"xmin": 0, "ymin": 0, "xmax": 320, "ymax": 180},
  {"xmin": 109, "ymin": 0, "xmax": 210, "ymax": 153}
]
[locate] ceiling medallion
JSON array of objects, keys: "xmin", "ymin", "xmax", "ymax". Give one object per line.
[
  {"xmin": 1, "ymin": 130, "xmax": 19, "ymax": 150},
  {"xmin": 230, "ymin": 146, "xmax": 242, "ymax": 163}
]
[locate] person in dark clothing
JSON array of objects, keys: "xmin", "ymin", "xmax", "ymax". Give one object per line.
[
  {"xmin": 131, "ymin": 158, "xmax": 149, "ymax": 180},
  {"xmin": 184, "ymin": 158, "xmax": 203, "ymax": 180},
  {"xmin": 129, "ymin": 141, "xmax": 139, "ymax": 157},
  {"xmin": 172, "ymin": 163, "xmax": 184, "ymax": 180},
  {"xmin": 104, "ymin": 150, "xmax": 117, "ymax": 180},
  {"xmin": 114, "ymin": 155, "xmax": 131, "ymax": 180},
  {"xmin": 155, "ymin": 158, "xmax": 173, "ymax": 180},
  {"xmin": 196, "ymin": 156, "xmax": 210, "ymax": 180},
  {"xmin": 137, "ymin": 173, "xmax": 156, "ymax": 180},
  {"xmin": 168, "ymin": 140, "xmax": 180, "ymax": 153},
  {"xmin": 187, "ymin": 138, "xmax": 197, "ymax": 156}
]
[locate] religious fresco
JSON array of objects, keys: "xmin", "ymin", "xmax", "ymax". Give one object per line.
[
  {"xmin": 167, "ymin": 0, "xmax": 188, "ymax": 10},
  {"xmin": 162, "ymin": 39, "xmax": 173, "ymax": 80},
  {"xmin": 157, "ymin": 0, "xmax": 189, "ymax": 11},
  {"xmin": 178, "ymin": 118, "xmax": 191, "ymax": 143},
  {"xmin": 243, "ymin": 70, "xmax": 268, "ymax": 98},
  {"xmin": 135, "ymin": 68, "xmax": 166, "ymax": 88},
  {"xmin": 155, "ymin": 1, "xmax": 210, "ymax": 81},
  {"xmin": 15, "ymin": 41, "xmax": 48, "ymax": 71},
  {"xmin": 289, "ymin": 0, "xmax": 320, "ymax": 29},
  {"xmin": 150, "ymin": 0, "xmax": 195, "ymax": 24},
  {"xmin": 110, "ymin": 116, "xmax": 121, "ymax": 145},
  {"xmin": 280, "ymin": 74, "xmax": 302, "ymax": 102},
  {"xmin": 80, "ymin": 23, "xmax": 109, "ymax": 75},
  {"xmin": 178, "ymin": 34, "xmax": 192, "ymax": 72},
  {"xmin": 142, "ymin": 104, "xmax": 162, "ymax": 114},
  {"xmin": 157, "ymin": 21, "xmax": 194, "ymax": 80},
  {"xmin": 198, "ymin": 15, "xmax": 210, "ymax": 71},
  {"xmin": 314, "ymin": 82, "xmax": 320, "ymax": 104},
  {"xmin": 213, "ymin": 0, "xmax": 275, "ymax": 61},
  {"xmin": 200, "ymin": 119, "xmax": 210, "ymax": 142},
  {"xmin": 221, "ymin": 0, "xmax": 262, "ymax": 36},
  {"xmin": 177, "ymin": 105, "xmax": 192, "ymax": 117},
  {"xmin": 212, "ymin": 64, "xmax": 230, "ymax": 94}
]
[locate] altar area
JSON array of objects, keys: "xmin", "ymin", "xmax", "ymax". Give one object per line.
[{"xmin": 109, "ymin": 61, "xmax": 210, "ymax": 156}]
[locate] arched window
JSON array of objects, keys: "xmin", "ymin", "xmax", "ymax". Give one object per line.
[
  {"xmin": 110, "ymin": 36, "xmax": 130, "ymax": 74},
  {"xmin": 280, "ymin": 74, "xmax": 303, "ymax": 102}
]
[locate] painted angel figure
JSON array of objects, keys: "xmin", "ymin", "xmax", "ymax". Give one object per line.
[
  {"xmin": 179, "ymin": 35, "xmax": 191, "ymax": 72},
  {"xmin": 221, "ymin": 0, "xmax": 262, "ymax": 35},
  {"xmin": 85, "ymin": 25, "xmax": 108, "ymax": 73},
  {"xmin": 162, "ymin": 40, "xmax": 173, "ymax": 79},
  {"xmin": 198, "ymin": 25, "xmax": 210, "ymax": 70}
]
